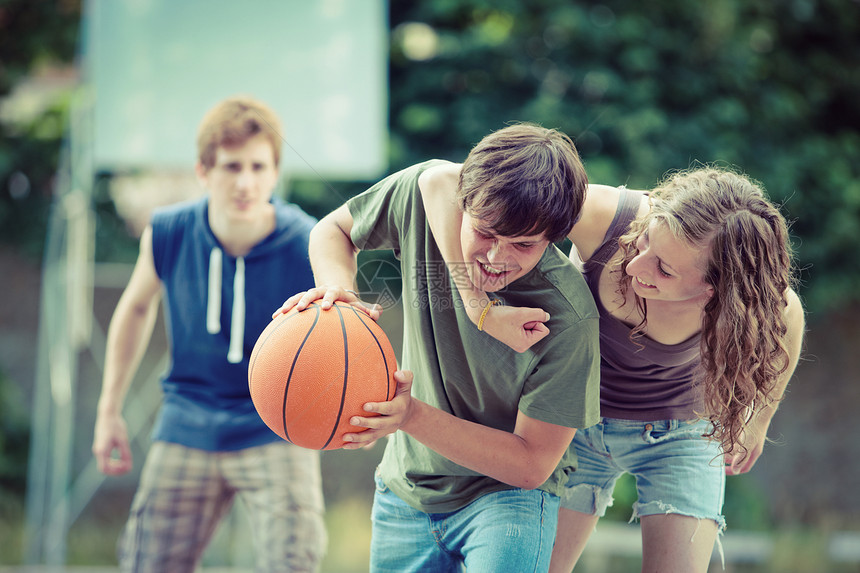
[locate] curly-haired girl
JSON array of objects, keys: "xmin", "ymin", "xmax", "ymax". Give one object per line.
[
  {"xmin": 464, "ymin": 166, "xmax": 804, "ymax": 572},
  {"xmin": 543, "ymin": 166, "xmax": 805, "ymax": 572}
]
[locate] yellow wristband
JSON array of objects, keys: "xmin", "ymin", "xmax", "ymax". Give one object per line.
[{"xmin": 477, "ymin": 299, "xmax": 499, "ymax": 331}]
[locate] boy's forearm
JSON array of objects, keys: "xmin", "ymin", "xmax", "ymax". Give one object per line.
[
  {"xmin": 401, "ymin": 400, "xmax": 572, "ymax": 490},
  {"xmin": 98, "ymin": 296, "xmax": 159, "ymax": 416},
  {"xmin": 308, "ymin": 213, "xmax": 360, "ymax": 289}
]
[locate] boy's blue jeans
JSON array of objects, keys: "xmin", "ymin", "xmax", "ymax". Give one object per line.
[{"xmin": 370, "ymin": 474, "xmax": 559, "ymax": 573}]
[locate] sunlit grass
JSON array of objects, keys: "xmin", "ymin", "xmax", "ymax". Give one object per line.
[
  {"xmin": 3, "ymin": 486, "xmax": 859, "ymax": 573},
  {"xmin": 320, "ymin": 497, "xmax": 373, "ymax": 573}
]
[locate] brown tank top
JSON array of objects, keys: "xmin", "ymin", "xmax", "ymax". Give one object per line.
[{"xmin": 582, "ymin": 187, "xmax": 704, "ymax": 421}]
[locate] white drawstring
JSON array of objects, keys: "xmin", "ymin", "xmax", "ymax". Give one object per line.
[
  {"xmin": 227, "ymin": 256, "xmax": 246, "ymax": 364},
  {"xmin": 206, "ymin": 247, "xmax": 246, "ymax": 363},
  {"xmin": 206, "ymin": 247, "xmax": 222, "ymax": 334}
]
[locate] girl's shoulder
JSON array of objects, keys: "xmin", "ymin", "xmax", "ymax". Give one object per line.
[
  {"xmin": 570, "ymin": 185, "xmax": 652, "ymax": 262},
  {"xmin": 569, "ymin": 184, "xmax": 626, "ymax": 261}
]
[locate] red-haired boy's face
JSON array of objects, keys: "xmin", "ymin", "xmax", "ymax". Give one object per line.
[{"xmin": 197, "ymin": 133, "xmax": 278, "ymax": 225}]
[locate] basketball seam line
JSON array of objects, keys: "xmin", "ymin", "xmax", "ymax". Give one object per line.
[
  {"xmin": 350, "ymin": 306, "xmax": 394, "ymax": 402},
  {"xmin": 321, "ymin": 304, "xmax": 350, "ymax": 449},
  {"xmin": 282, "ymin": 303, "xmax": 321, "ymax": 444}
]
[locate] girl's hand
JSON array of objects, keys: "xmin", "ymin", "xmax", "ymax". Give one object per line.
[
  {"xmin": 341, "ymin": 370, "xmax": 414, "ymax": 449},
  {"xmin": 479, "ymin": 303, "xmax": 551, "ymax": 353},
  {"xmin": 724, "ymin": 421, "xmax": 769, "ymax": 475}
]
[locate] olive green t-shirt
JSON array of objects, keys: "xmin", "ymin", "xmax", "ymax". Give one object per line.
[{"xmin": 348, "ymin": 159, "xmax": 601, "ymax": 513}]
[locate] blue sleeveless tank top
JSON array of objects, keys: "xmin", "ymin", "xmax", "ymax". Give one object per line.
[{"xmin": 150, "ymin": 196, "xmax": 316, "ymax": 450}]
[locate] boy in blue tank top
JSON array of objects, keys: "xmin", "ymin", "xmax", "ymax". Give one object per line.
[{"xmin": 92, "ymin": 96, "xmax": 326, "ymax": 572}]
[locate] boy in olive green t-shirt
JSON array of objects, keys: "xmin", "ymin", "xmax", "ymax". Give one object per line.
[{"xmin": 278, "ymin": 124, "xmax": 600, "ymax": 572}]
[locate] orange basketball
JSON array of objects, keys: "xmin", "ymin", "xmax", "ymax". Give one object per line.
[{"xmin": 248, "ymin": 301, "xmax": 397, "ymax": 450}]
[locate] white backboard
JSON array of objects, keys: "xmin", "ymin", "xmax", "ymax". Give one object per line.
[{"xmin": 85, "ymin": 0, "xmax": 388, "ymax": 179}]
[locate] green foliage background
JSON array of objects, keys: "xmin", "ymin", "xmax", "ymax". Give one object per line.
[
  {"xmin": 382, "ymin": 0, "xmax": 860, "ymax": 314},
  {"xmin": 0, "ymin": 1, "xmax": 79, "ymax": 255},
  {"xmin": 3, "ymin": 0, "xmax": 859, "ymax": 312},
  {"xmin": 287, "ymin": 0, "xmax": 860, "ymax": 314}
]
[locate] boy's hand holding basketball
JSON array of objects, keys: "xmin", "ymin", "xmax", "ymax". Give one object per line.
[
  {"xmin": 273, "ymin": 286, "xmax": 382, "ymax": 321},
  {"xmin": 341, "ymin": 370, "xmax": 414, "ymax": 450}
]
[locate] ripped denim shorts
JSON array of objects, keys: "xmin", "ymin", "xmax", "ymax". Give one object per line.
[{"xmin": 560, "ymin": 417, "xmax": 726, "ymax": 531}]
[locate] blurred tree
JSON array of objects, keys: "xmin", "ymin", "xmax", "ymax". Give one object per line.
[
  {"xmin": 0, "ymin": 0, "xmax": 81, "ymax": 257},
  {"xmin": 0, "ymin": 0, "xmax": 80, "ymax": 93},
  {"xmin": 2, "ymin": 0, "xmax": 858, "ymax": 313},
  {"xmin": 0, "ymin": 367, "xmax": 28, "ymax": 495},
  {"xmin": 0, "ymin": 0, "xmax": 81, "ymax": 510},
  {"xmin": 387, "ymin": 0, "xmax": 860, "ymax": 314}
]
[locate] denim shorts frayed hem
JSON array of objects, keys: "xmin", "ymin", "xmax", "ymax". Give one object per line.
[{"xmin": 560, "ymin": 417, "xmax": 727, "ymax": 532}]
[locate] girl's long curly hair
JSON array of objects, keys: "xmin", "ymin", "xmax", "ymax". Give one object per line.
[{"xmin": 616, "ymin": 167, "xmax": 795, "ymax": 457}]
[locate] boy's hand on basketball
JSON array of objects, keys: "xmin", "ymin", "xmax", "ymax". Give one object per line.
[
  {"xmin": 481, "ymin": 304, "xmax": 551, "ymax": 353},
  {"xmin": 341, "ymin": 370, "xmax": 414, "ymax": 450},
  {"xmin": 272, "ymin": 287, "xmax": 382, "ymax": 321},
  {"xmin": 92, "ymin": 413, "xmax": 134, "ymax": 476}
]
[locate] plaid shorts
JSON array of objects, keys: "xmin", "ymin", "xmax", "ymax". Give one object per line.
[{"xmin": 118, "ymin": 440, "xmax": 326, "ymax": 572}]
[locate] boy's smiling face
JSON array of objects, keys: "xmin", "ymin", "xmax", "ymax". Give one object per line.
[{"xmin": 459, "ymin": 211, "xmax": 549, "ymax": 292}]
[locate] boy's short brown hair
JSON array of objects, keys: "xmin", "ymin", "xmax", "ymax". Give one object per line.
[
  {"xmin": 196, "ymin": 96, "xmax": 283, "ymax": 169},
  {"xmin": 456, "ymin": 123, "xmax": 587, "ymax": 243}
]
